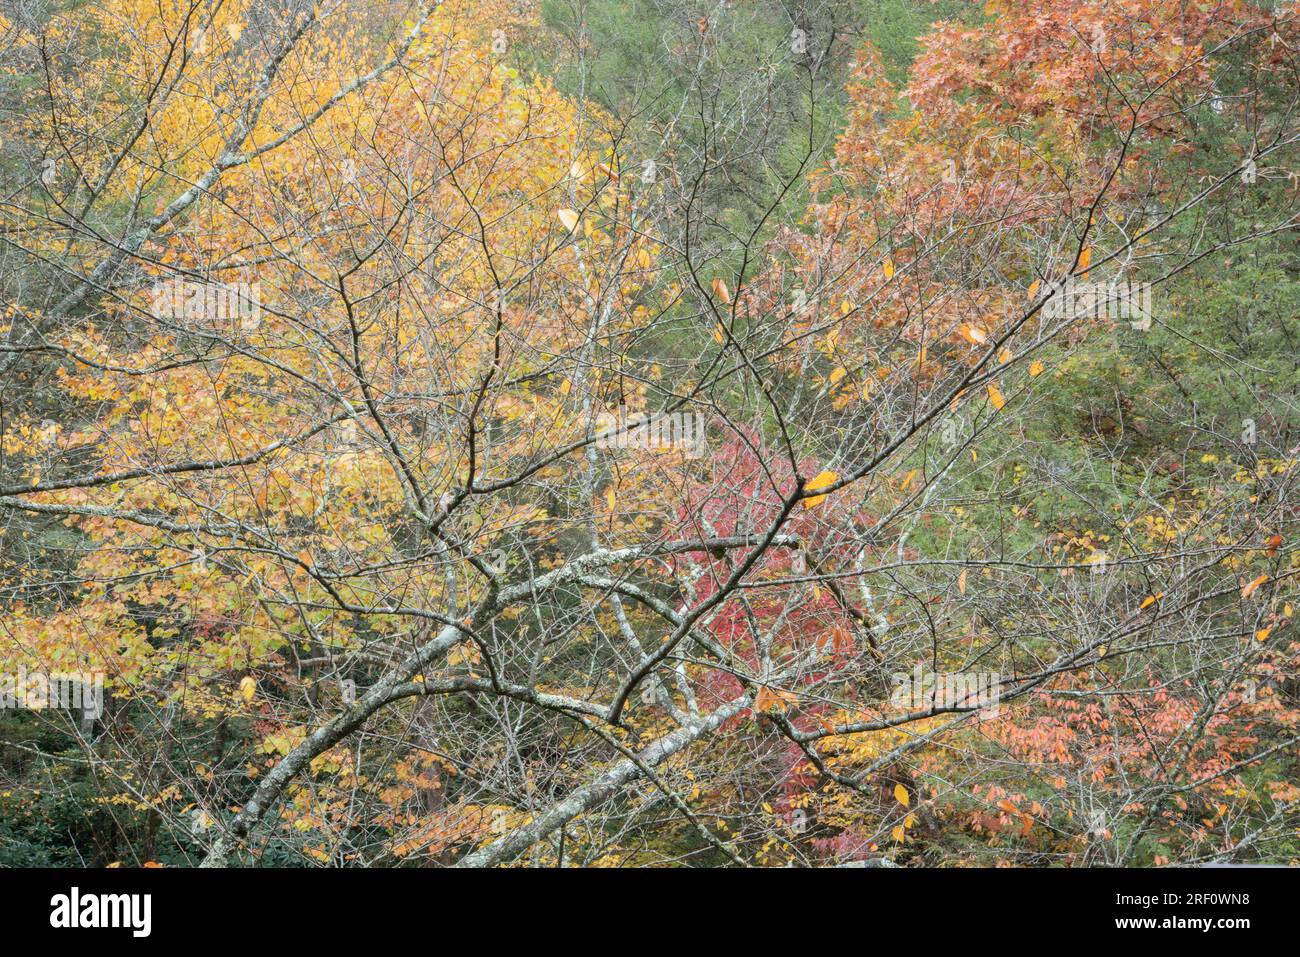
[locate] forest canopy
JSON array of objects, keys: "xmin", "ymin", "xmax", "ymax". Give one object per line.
[{"xmin": 0, "ymin": 0, "xmax": 1297, "ymax": 868}]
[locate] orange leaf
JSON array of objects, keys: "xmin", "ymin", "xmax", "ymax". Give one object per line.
[
  {"xmin": 754, "ymin": 686, "xmax": 793, "ymax": 714},
  {"xmin": 1029, "ymin": 360, "xmax": 1045, "ymax": 377},
  {"xmin": 802, "ymin": 469, "xmax": 839, "ymax": 509},
  {"xmin": 987, "ymin": 382, "xmax": 1006, "ymax": 411},
  {"xmin": 1241, "ymin": 574, "xmax": 1268, "ymax": 599},
  {"xmin": 711, "ymin": 278, "xmax": 732, "ymax": 304}
]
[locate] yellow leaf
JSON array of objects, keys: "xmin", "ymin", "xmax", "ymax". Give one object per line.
[
  {"xmin": 802, "ymin": 469, "xmax": 839, "ymax": 509},
  {"xmin": 569, "ymin": 161, "xmax": 585, "ymax": 180},
  {"xmin": 448, "ymin": 642, "xmax": 482, "ymax": 666},
  {"xmin": 883, "ymin": 258, "xmax": 896, "ymax": 280},
  {"xmin": 1027, "ymin": 279, "xmax": 1041, "ymax": 299},
  {"xmin": 958, "ymin": 569, "xmax": 967, "ymax": 595},
  {"xmin": 1029, "ymin": 360, "xmax": 1045, "ymax": 377},
  {"xmin": 1139, "ymin": 593, "xmax": 1160, "ymax": 610},
  {"xmin": 239, "ymin": 676, "xmax": 256, "ymax": 702},
  {"xmin": 557, "ymin": 208, "xmax": 579, "ymax": 232},
  {"xmin": 605, "ymin": 486, "xmax": 616, "ymax": 510},
  {"xmin": 893, "ymin": 783, "xmax": 910, "ymax": 807},
  {"xmin": 987, "ymin": 382, "xmax": 1006, "ymax": 411},
  {"xmin": 1241, "ymin": 574, "xmax": 1268, "ymax": 599},
  {"xmin": 891, "ymin": 825, "xmax": 906, "ymax": 843},
  {"xmin": 711, "ymin": 278, "xmax": 732, "ymax": 304},
  {"xmin": 1078, "ymin": 247, "xmax": 1092, "ymax": 275},
  {"xmin": 828, "ymin": 366, "xmax": 846, "ymax": 385},
  {"xmin": 1255, "ymin": 627, "xmax": 1271, "ymax": 642}
]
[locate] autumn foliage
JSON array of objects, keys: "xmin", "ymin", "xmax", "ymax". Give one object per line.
[{"xmin": 0, "ymin": 0, "xmax": 1296, "ymax": 867}]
